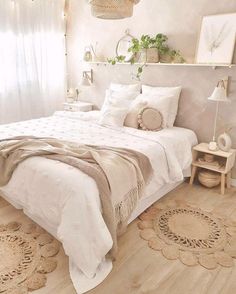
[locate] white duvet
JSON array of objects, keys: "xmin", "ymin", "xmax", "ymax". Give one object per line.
[{"xmin": 0, "ymin": 111, "xmax": 197, "ymax": 293}]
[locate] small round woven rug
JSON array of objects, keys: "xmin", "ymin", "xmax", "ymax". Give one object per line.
[
  {"xmin": 138, "ymin": 200, "xmax": 236, "ymax": 269},
  {"xmin": 0, "ymin": 222, "xmax": 60, "ymax": 293}
]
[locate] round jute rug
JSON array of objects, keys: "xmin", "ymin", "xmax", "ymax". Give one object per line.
[
  {"xmin": 0, "ymin": 222, "xmax": 60, "ymax": 293},
  {"xmin": 138, "ymin": 200, "xmax": 236, "ymax": 269}
]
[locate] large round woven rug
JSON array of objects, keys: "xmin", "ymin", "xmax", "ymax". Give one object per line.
[
  {"xmin": 0, "ymin": 222, "xmax": 60, "ymax": 293},
  {"xmin": 138, "ymin": 201, "xmax": 236, "ymax": 269}
]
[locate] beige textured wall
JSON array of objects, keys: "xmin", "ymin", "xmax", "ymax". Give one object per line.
[{"xmin": 66, "ymin": 0, "xmax": 236, "ymax": 178}]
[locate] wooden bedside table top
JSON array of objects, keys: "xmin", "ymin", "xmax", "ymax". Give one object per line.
[
  {"xmin": 193, "ymin": 143, "xmax": 236, "ymax": 158},
  {"xmin": 63, "ymin": 101, "xmax": 94, "ymax": 112},
  {"xmin": 63, "ymin": 101, "xmax": 93, "ymax": 107}
]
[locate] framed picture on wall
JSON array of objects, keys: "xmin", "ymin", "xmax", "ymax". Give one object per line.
[{"xmin": 196, "ymin": 13, "xmax": 236, "ymax": 64}]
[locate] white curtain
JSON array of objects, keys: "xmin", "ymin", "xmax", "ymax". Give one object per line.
[{"xmin": 0, "ymin": 0, "xmax": 66, "ymax": 124}]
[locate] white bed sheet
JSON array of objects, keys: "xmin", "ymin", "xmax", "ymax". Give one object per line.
[{"xmin": 0, "ymin": 111, "xmax": 197, "ymax": 293}]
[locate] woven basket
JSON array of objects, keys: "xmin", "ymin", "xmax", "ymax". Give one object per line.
[
  {"xmin": 198, "ymin": 170, "xmax": 221, "ymax": 188},
  {"xmin": 139, "ymin": 48, "xmax": 159, "ymax": 63},
  {"xmin": 90, "ymin": 0, "xmax": 137, "ymax": 19}
]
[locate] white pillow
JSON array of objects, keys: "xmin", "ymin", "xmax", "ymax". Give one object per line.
[
  {"xmin": 142, "ymin": 85, "xmax": 182, "ymax": 127},
  {"xmin": 99, "ymin": 89, "xmax": 139, "ymax": 127},
  {"xmin": 132, "ymin": 93, "xmax": 172, "ymax": 128},
  {"xmin": 99, "ymin": 105, "xmax": 128, "ymax": 127},
  {"xmin": 102, "ymin": 89, "xmax": 139, "ymax": 109},
  {"xmin": 110, "ymin": 83, "xmax": 141, "ymax": 93}
]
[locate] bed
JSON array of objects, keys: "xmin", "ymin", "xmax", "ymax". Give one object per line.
[{"xmin": 0, "ymin": 110, "xmax": 197, "ymax": 293}]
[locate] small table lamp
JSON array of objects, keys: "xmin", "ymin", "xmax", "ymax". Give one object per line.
[
  {"xmin": 208, "ymin": 77, "xmax": 230, "ymax": 151},
  {"xmin": 81, "ymin": 69, "xmax": 93, "ymax": 87}
]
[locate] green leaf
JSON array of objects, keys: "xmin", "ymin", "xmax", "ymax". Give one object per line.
[
  {"xmin": 130, "ymin": 57, "xmax": 135, "ymax": 64},
  {"xmin": 138, "ymin": 67, "xmax": 143, "ymax": 73}
]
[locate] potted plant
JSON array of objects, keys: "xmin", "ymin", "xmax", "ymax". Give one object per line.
[
  {"xmin": 128, "ymin": 35, "xmax": 160, "ymax": 63},
  {"xmin": 128, "ymin": 34, "xmax": 184, "ymax": 64},
  {"xmin": 160, "ymin": 48, "xmax": 186, "ymax": 63},
  {"xmin": 108, "ymin": 33, "xmax": 185, "ymax": 79}
]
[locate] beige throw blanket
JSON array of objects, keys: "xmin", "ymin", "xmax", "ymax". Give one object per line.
[{"xmin": 0, "ymin": 136, "xmax": 153, "ymax": 255}]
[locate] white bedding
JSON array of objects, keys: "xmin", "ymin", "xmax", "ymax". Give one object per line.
[{"xmin": 0, "ymin": 111, "xmax": 197, "ymax": 293}]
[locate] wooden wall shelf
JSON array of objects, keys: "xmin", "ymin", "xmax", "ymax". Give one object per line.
[{"xmin": 87, "ymin": 61, "xmax": 236, "ymax": 70}]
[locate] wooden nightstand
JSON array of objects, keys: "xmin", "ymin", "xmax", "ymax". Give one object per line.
[
  {"xmin": 63, "ymin": 101, "xmax": 93, "ymax": 112},
  {"xmin": 190, "ymin": 143, "xmax": 236, "ymax": 195}
]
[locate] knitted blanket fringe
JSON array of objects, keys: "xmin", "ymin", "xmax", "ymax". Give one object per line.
[{"xmin": 115, "ymin": 181, "xmax": 144, "ymax": 225}]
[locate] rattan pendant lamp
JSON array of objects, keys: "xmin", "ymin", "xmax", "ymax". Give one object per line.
[{"xmin": 89, "ymin": 0, "xmax": 140, "ymax": 19}]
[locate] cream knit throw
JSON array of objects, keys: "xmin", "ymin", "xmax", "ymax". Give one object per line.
[{"xmin": 0, "ymin": 136, "xmax": 153, "ymax": 256}]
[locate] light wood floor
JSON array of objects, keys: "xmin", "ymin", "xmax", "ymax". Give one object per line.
[{"xmin": 1, "ymin": 182, "xmax": 236, "ymax": 294}]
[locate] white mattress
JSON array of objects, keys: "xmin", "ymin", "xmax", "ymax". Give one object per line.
[{"xmin": 0, "ymin": 111, "xmax": 198, "ymax": 293}]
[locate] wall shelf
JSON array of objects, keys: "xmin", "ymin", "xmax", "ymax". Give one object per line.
[{"xmin": 87, "ymin": 61, "xmax": 236, "ymax": 70}]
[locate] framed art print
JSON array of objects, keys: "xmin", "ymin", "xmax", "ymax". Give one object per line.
[{"xmin": 196, "ymin": 13, "xmax": 236, "ymax": 64}]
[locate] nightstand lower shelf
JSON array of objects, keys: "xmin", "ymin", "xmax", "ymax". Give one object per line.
[
  {"xmin": 190, "ymin": 166, "xmax": 232, "ymax": 195},
  {"xmin": 192, "ymin": 161, "xmax": 225, "ymax": 173}
]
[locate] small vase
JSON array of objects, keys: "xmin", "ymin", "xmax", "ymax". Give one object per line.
[
  {"xmin": 217, "ymin": 133, "xmax": 232, "ymax": 152},
  {"xmin": 83, "ymin": 47, "xmax": 92, "ymax": 62},
  {"xmin": 208, "ymin": 141, "xmax": 218, "ymax": 151}
]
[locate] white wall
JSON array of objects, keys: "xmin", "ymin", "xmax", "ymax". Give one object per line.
[{"xmin": 66, "ymin": 0, "xmax": 236, "ymax": 177}]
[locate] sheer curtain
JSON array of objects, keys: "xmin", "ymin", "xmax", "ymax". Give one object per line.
[{"xmin": 0, "ymin": 0, "xmax": 66, "ymax": 124}]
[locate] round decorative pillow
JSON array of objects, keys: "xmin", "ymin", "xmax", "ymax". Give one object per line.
[
  {"xmin": 138, "ymin": 107, "xmax": 163, "ymax": 131},
  {"xmin": 124, "ymin": 102, "xmax": 147, "ymax": 129}
]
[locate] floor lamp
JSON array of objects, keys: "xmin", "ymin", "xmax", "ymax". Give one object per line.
[{"xmin": 208, "ymin": 77, "xmax": 230, "ymax": 151}]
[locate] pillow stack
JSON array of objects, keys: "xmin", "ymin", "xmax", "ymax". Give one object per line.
[
  {"xmin": 99, "ymin": 83, "xmax": 182, "ymax": 131},
  {"xmin": 99, "ymin": 83, "xmax": 140, "ymax": 127}
]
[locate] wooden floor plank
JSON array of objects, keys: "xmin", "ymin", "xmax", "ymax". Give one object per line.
[{"xmin": 0, "ymin": 182, "xmax": 236, "ymax": 294}]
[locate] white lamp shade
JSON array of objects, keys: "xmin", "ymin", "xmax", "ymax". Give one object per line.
[
  {"xmin": 208, "ymin": 86, "xmax": 230, "ymax": 102},
  {"xmin": 80, "ymin": 75, "xmax": 91, "ymax": 87}
]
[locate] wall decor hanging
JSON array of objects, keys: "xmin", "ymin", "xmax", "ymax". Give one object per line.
[
  {"xmin": 115, "ymin": 29, "xmax": 135, "ymax": 62},
  {"xmin": 196, "ymin": 13, "xmax": 236, "ymax": 64},
  {"xmin": 89, "ymin": 0, "xmax": 140, "ymax": 20}
]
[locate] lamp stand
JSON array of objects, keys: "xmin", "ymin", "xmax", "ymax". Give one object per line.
[
  {"xmin": 208, "ymin": 100, "xmax": 219, "ymax": 151},
  {"xmin": 207, "ymin": 76, "xmax": 230, "ymax": 151}
]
